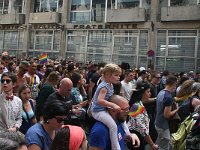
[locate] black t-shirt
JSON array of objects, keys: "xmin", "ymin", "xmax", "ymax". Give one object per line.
[{"xmin": 90, "ymin": 72, "xmax": 101, "ymax": 97}]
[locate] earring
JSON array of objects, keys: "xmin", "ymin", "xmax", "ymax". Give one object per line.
[{"xmin": 46, "ymin": 120, "xmax": 49, "ymax": 124}]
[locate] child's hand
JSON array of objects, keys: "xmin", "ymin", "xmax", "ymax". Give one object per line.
[{"xmin": 112, "ymin": 104, "xmax": 121, "ymax": 111}]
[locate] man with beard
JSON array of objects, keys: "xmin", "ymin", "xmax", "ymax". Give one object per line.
[{"xmin": 89, "ymin": 95, "xmax": 140, "ymax": 150}]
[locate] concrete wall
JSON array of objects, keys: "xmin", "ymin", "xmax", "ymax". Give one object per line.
[{"xmin": 0, "ymin": 14, "xmax": 25, "ymax": 24}]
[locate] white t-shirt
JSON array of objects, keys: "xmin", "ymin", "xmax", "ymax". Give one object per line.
[{"xmin": 121, "ymin": 80, "xmax": 133, "ymax": 101}]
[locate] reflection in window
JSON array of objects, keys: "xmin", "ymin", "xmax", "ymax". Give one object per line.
[
  {"xmin": 34, "ymin": 0, "xmax": 63, "ymax": 12},
  {"xmin": 71, "ymin": 0, "xmax": 91, "ymax": 11},
  {"xmin": 0, "ymin": 0, "xmax": 9, "ymax": 14},
  {"xmin": 91, "ymin": 0, "xmax": 105, "ymax": 22}
]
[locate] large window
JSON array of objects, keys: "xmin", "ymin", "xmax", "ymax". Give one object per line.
[
  {"xmin": 34, "ymin": 0, "xmax": 63, "ymax": 12},
  {"xmin": 0, "ymin": 30, "xmax": 24, "ymax": 56},
  {"xmin": 29, "ymin": 30, "xmax": 61, "ymax": 58},
  {"xmin": 156, "ymin": 30, "xmax": 199, "ymax": 72},
  {"xmin": 66, "ymin": 30, "xmax": 149, "ymax": 67},
  {"xmin": 161, "ymin": 0, "xmax": 200, "ymax": 7}
]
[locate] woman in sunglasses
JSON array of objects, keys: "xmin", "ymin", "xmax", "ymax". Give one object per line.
[{"xmin": 25, "ymin": 100, "xmax": 69, "ymax": 150}]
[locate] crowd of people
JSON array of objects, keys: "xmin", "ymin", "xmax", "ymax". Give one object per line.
[{"xmin": 0, "ymin": 52, "xmax": 200, "ymax": 150}]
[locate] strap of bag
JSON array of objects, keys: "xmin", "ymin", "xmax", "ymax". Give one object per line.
[{"xmin": 23, "ymin": 100, "xmax": 34, "ymax": 125}]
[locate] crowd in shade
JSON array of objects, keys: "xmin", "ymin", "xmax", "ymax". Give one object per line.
[{"xmin": 0, "ymin": 51, "xmax": 200, "ymax": 150}]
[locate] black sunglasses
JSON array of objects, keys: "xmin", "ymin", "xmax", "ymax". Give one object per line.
[
  {"xmin": 54, "ymin": 117, "xmax": 68, "ymax": 124},
  {"xmin": 1, "ymin": 79, "xmax": 12, "ymax": 84}
]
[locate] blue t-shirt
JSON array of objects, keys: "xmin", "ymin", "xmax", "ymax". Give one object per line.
[
  {"xmin": 91, "ymin": 80, "xmax": 114, "ymax": 112},
  {"xmin": 89, "ymin": 121, "xmax": 125, "ymax": 150},
  {"xmin": 25, "ymin": 123, "xmax": 52, "ymax": 150},
  {"xmin": 155, "ymin": 90, "xmax": 173, "ymax": 129}
]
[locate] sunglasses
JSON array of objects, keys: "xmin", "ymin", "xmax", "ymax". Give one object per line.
[
  {"xmin": 1, "ymin": 79, "xmax": 12, "ymax": 84},
  {"xmin": 54, "ymin": 117, "xmax": 68, "ymax": 124},
  {"xmin": 0, "ymin": 67, "xmax": 5, "ymax": 70}
]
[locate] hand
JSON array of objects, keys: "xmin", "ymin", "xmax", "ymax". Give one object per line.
[
  {"xmin": 151, "ymin": 143, "xmax": 159, "ymax": 150},
  {"xmin": 126, "ymin": 133, "xmax": 140, "ymax": 148},
  {"xmin": 80, "ymin": 101, "xmax": 88, "ymax": 107},
  {"xmin": 8, "ymin": 127, "xmax": 17, "ymax": 132},
  {"xmin": 111, "ymin": 104, "xmax": 121, "ymax": 111}
]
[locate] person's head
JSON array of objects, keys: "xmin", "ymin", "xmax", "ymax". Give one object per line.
[
  {"xmin": 18, "ymin": 84, "xmax": 31, "ymax": 102},
  {"xmin": 58, "ymin": 78, "xmax": 73, "ymax": 97},
  {"xmin": 1, "ymin": 55, "xmax": 11, "ymax": 67},
  {"xmin": 138, "ymin": 70, "xmax": 147, "ymax": 80},
  {"xmin": 108, "ymin": 95, "xmax": 129, "ymax": 123},
  {"xmin": 151, "ymin": 72, "xmax": 161, "ymax": 85},
  {"xmin": 165, "ymin": 75, "xmax": 177, "ymax": 92},
  {"xmin": 51, "ymin": 125, "xmax": 87, "ymax": 150},
  {"xmin": 71, "ymin": 72, "xmax": 81, "ymax": 88},
  {"xmin": 1, "ymin": 73, "xmax": 17, "ymax": 94},
  {"xmin": 191, "ymin": 82, "xmax": 200, "ymax": 97},
  {"xmin": 67, "ymin": 63, "xmax": 76, "ymax": 73},
  {"xmin": 7, "ymin": 62, "xmax": 16, "ymax": 72},
  {"xmin": 0, "ymin": 131, "xmax": 27, "ymax": 150},
  {"xmin": 102, "ymin": 63, "xmax": 121, "ymax": 84},
  {"xmin": 0, "ymin": 63, "xmax": 5, "ymax": 74},
  {"xmin": 124, "ymin": 69, "xmax": 134, "ymax": 82},
  {"xmin": 37, "ymin": 64, "xmax": 46, "ymax": 73},
  {"xmin": 18, "ymin": 61, "xmax": 30, "ymax": 76},
  {"xmin": 178, "ymin": 76, "xmax": 189, "ymax": 86},
  {"xmin": 46, "ymin": 71, "xmax": 61, "ymax": 87},
  {"xmin": 28, "ymin": 61, "xmax": 38, "ymax": 75},
  {"xmin": 129, "ymin": 82, "xmax": 150, "ymax": 107},
  {"xmin": 42, "ymin": 100, "xmax": 69, "ymax": 129}
]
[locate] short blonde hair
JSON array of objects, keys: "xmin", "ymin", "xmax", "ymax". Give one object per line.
[{"xmin": 102, "ymin": 63, "xmax": 121, "ymax": 76}]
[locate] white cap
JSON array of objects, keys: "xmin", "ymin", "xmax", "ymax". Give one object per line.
[{"xmin": 139, "ymin": 67, "xmax": 145, "ymax": 72}]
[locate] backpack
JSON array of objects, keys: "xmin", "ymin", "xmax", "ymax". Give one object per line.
[
  {"xmin": 172, "ymin": 115, "xmax": 194, "ymax": 150},
  {"xmin": 186, "ymin": 119, "xmax": 200, "ymax": 150},
  {"xmin": 177, "ymin": 98, "xmax": 193, "ymax": 122}
]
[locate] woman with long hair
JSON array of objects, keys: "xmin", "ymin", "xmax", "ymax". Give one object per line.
[
  {"xmin": 128, "ymin": 82, "xmax": 158, "ymax": 150},
  {"xmin": 18, "ymin": 84, "xmax": 37, "ymax": 134}
]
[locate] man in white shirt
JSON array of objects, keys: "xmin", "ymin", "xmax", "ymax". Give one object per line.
[
  {"xmin": 0, "ymin": 73, "xmax": 22, "ymax": 132},
  {"xmin": 121, "ymin": 69, "xmax": 134, "ymax": 101}
]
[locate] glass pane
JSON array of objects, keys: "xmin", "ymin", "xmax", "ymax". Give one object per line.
[
  {"xmin": 0, "ymin": 31, "xmax": 3, "ymax": 49},
  {"xmin": 166, "ymin": 58, "xmax": 195, "ymax": 73},
  {"xmin": 170, "ymin": 0, "xmax": 197, "ymax": 6},
  {"xmin": 155, "ymin": 57, "xmax": 165, "ymax": 72},
  {"xmin": 114, "ymin": 36, "xmax": 137, "ymax": 55},
  {"xmin": 168, "ymin": 37, "xmax": 195, "ymax": 57},
  {"xmin": 4, "ymin": 31, "xmax": 18, "ymax": 49},
  {"xmin": 49, "ymin": 0, "xmax": 58, "ymax": 11},
  {"xmin": 30, "ymin": 31, "xmax": 35, "ymax": 49},
  {"xmin": 138, "ymin": 56, "xmax": 147, "ymax": 68},
  {"xmin": 157, "ymin": 30, "xmax": 166, "ymax": 56},
  {"xmin": 112, "ymin": 55, "xmax": 136, "ymax": 68},
  {"xmin": 34, "ymin": 31, "xmax": 53, "ymax": 50},
  {"xmin": 0, "ymin": 0, "xmax": 9, "ymax": 14},
  {"xmin": 168, "ymin": 30, "xmax": 197, "ymax": 36},
  {"xmin": 87, "ymin": 30, "xmax": 112, "ymax": 62},
  {"xmin": 53, "ymin": 31, "xmax": 61, "ymax": 51},
  {"xmin": 13, "ymin": 0, "xmax": 23, "ymax": 13},
  {"xmin": 139, "ymin": 30, "xmax": 148, "ymax": 55},
  {"xmin": 67, "ymin": 36, "xmax": 86, "ymax": 53},
  {"xmin": 87, "ymin": 54, "xmax": 111, "ymax": 63},
  {"xmin": 117, "ymin": 0, "xmax": 140, "ymax": 9},
  {"xmin": 71, "ymin": 0, "xmax": 91, "ymax": 11},
  {"xmin": 66, "ymin": 53, "xmax": 86, "ymax": 62},
  {"xmin": 70, "ymin": 11, "xmax": 90, "ymax": 23},
  {"xmin": 197, "ymin": 59, "xmax": 200, "ymax": 73},
  {"xmin": 91, "ymin": 0, "xmax": 105, "ymax": 22},
  {"xmin": 198, "ymin": 31, "xmax": 200, "ymax": 58},
  {"xmin": 18, "ymin": 31, "xmax": 24, "ymax": 49}
]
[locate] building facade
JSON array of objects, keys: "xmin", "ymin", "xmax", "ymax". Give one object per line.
[{"xmin": 0, "ymin": 0, "xmax": 200, "ymax": 73}]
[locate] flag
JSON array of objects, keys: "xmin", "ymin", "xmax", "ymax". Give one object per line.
[
  {"xmin": 39, "ymin": 53, "xmax": 47, "ymax": 64},
  {"xmin": 128, "ymin": 104, "xmax": 145, "ymax": 117}
]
